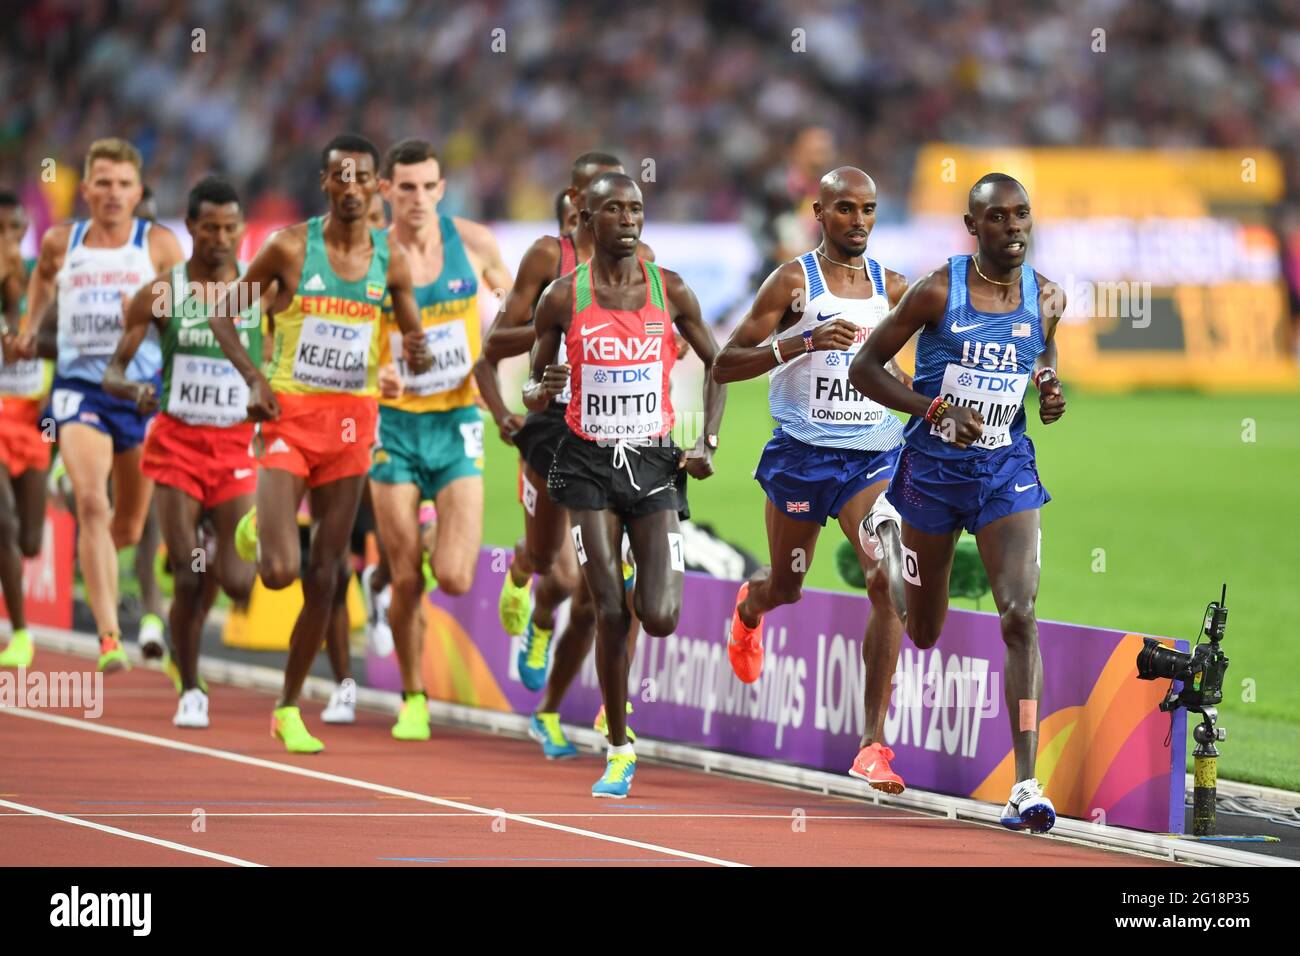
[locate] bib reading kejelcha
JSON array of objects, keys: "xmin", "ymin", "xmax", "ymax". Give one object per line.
[{"xmin": 266, "ymin": 216, "xmax": 388, "ymax": 397}]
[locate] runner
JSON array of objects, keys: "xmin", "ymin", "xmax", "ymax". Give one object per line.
[
  {"xmin": 713, "ymin": 166, "xmax": 911, "ymax": 793},
  {"xmin": 20, "ymin": 138, "xmax": 184, "ymax": 672},
  {"xmin": 525, "ymin": 172, "xmax": 725, "ymax": 797},
  {"xmin": 368, "ymin": 138, "xmax": 512, "ymax": 740},
  {"xmin": 849, "ymin": 172, "xmax": 1067, "ymax": 831},
  {"xmin": 209, "ymin": 133, "xmax": 432, "ymax": 753},
  {"xmin": 474, "ymin": 152, "xmax": 653, "ymax": 757},
  {"xmin": 0, "ymin": 193, "xmax": 50, "ymax": 669},
  {"xmin": 104, "ymin": 176, "xmax": 261, "ymax": 728}
]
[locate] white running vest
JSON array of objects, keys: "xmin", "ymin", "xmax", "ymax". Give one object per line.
[
  {"xmin": 767, "ymin": 251, "xmax": 903, "ymax": 450},
  {"xmin": 56, "ymin": 217, "xmax": 161, "ymax": 384}
]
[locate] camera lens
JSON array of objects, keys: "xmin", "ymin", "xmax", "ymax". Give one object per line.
[{"xmin": 1136, "ymin": 637, "xmax": 1190, "ymax": 681}]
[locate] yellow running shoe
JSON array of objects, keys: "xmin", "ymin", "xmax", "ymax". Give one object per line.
[
  {"xmin": 271, "ymin": 705, "xmax": 324, "ymax": 754},
  {"xmin": 392, "ymin": 692, "xmax": 431, "ymax": 741},
  {"xmin": 0, "ymin": 629, "xmax": 34, "ymax": 668},
  {"xmin": 161, "ymin": 652, "xmax": 208, "ymax": 695},
  {"xmin": 498, "ymin": 570, "xmax": 532, "ymax": 635},
  {"xmin": 234, "ymin": 507, "xmax": 258, "ymax": 563},
  {"xmin": 98, "ymin": 634, "xmax": 130, "ymax": 673},
  {"xmin": 593, "ymin": 701, "xmax": 636, "ymax": 743}
]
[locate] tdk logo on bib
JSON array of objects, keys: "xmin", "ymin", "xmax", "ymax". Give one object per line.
[
  {"xmin": 592, "ymin": 366, "xmax": 652, "ymax": 384},
  {"xmin": 956, "ymin": 370, "xmax": 1020, "ymax": 394}
]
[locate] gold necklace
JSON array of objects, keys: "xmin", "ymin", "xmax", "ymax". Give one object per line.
[
  {"xmin": 971, "ymin": 254, "xmax": 1020, "ymax": 286},
  {"xmin": 817, "ymin": 248, "xmax": 866, "ymax": 272}
]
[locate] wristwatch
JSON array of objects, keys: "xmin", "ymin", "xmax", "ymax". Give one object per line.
[{"xmin": 705, "ymin": 434, "xmax": 719, "ymax": 451}]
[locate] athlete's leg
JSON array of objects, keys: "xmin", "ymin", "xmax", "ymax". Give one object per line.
[
  {"xmin": 279, "ymin": 474, "xmax": 366, "ymax": 707},
  {"xmin": 370, "ymin": 480, "xmax": 424, "ymax": 694},
  {"xmin": 209, "ymin": 495, "xmax": 255, "ymax": 609},
  {"xmin": 133, "ymin": 501, "xmax": 164, "ymax": 620},
  {"xmin": 974, "ymin": 509, "xmax": 1042, "ymax": 783},
  {"xmin": 538, "ymin": 572, "xmax": 597, "ymax": 713},
  {"xmin": 899, "ymin": 522, "xmax": 962, "ymax": 649},
  {"xmin": 572, "ymin": 509, "xmax": 630, "ymax": 745},
  {"xmin": 153, "ymin": 484, "xmax": 206, "ymax": 690},
  {"xmin": 508, "ymin": 535, "xmax": 533, "ymax": 584},
  {"xmin": 13, "ymin": 467, "xmax": 47, "ymax": 561},
  {"xmin": 737, "ymin": 500, "xmax": 823, "ymax": 625},
  {"xmin": 254, "ymin": 468, "xmax": 307, "ymax": 590},
  {"xmin": 837, "ymin": 480, "xmax": 903, "ymax": 748},
  {"xmin": 430, "ymin": 474, "xmax": 483, "ymax": 596},
  {"xmin": 59, "ymin": 424, "xmax": 120, "ymax": 635},
  {"xmin": 625, "ymin": 509, "xmax": 684, "ymax": 639},
  {"xmin": 108, "ymin": 444, "xmax": 154, "ymax": 549},
  {"xmin": 323, "ymin": 561, "xmax": 353, "ymax": 683},
  {"xmin": 0, "ymin": 465, "xmax": 26, "ymax": 632},
  {"xmin": 525, "ymin": 463, "xmax": 578, "ymax": 623}
]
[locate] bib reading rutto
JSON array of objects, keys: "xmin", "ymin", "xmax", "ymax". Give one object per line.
[
  {"xmin": 906, "ymin": 255, "xmax": 1045, "ymax": 460},
  {"xmin": 378, "ymin": 214, "xmax": 480, "ymax": 412},
  {"xmin": 768, "ymin": 252, "xmax": 902, "ymax": 450},
  {"xmin": 266, "ymin": 215, "xmax": 388, "ymax": 397},
  {"xmin": 565, "ymin": 259, "xmax": 676, "ymax": 443}
]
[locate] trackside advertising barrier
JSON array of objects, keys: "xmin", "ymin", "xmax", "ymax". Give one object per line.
[
  {"xmin": 368, "ymin": 549, "xmax": 1188, "ymax": 834},
  {"xmin": 0, "ymin": 504, "xmax": 75, "ymax": 630}
]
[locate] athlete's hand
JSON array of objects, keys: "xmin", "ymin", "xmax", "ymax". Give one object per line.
[
  {"xmin": 130, "ymin": 381, "xmax": 160, "ymax": 416},
  {"xmin": 811, "ymin": 318, "xmax": 859, "ymax": 353},
  {"xmin": 246, "ymin": 374, "xmax": 280, "ymax": 422},
  {"xmin": 0, "ymin": 333, "xmax": 20, "ymax": 363},
  {"xmin": 495, "ymin": 412, "xmax": 525, "ymax": 445},
  {"xmin": 2, "ymin": 332, "xmax": 34, "ymax": 361},
  {"xmin": 938, "ymin": 404, "xmax": 983, "ymax": 448},
  {"xmin": 680, "ymin": 438, "xmax": 714, "ymax": 480},
  {"xmin": 402, "ymin": 329, "xmax": 432, "ymax": 375},
  {"xmin": 378, "ymin": 362, "xmax": 403, "ymax": 400},
  {"xmin": 539, "ymin": 363, "xmax": 571, "ymax": 402},
  {"xmin": 1038, "ymin": 378, "xmax": 1066, "ymax": 424}
]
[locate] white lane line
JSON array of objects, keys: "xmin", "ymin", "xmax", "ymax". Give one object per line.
[
  {"xmin": 0, "ymin": 798, "xmax": 261, "ymax": 867},
  {"xmin": 0, "ymin": 708, "xmax": 745, "ymax": 868},
  {"xmin": 0, "ymin": 811, "xmax": 930, "ymax": 820}
]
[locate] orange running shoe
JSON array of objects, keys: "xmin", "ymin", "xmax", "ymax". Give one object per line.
[
  {"xmin": 849, "ymin": 742, "xmax": 905, "ymax": 795},
  {"xmin": 728, "ymin": 582, "xmax": 764, "ymax": 683}
]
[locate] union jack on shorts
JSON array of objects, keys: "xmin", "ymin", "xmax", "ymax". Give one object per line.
[{"xmin": 786, "ymin": 501, "xmax": 810, "ymax": 513}]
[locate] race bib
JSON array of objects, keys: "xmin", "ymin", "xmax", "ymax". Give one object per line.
[
  {"xmin": 168, "ymin": 356, "xmax": 249, "ymax": 427},
  {"xmin": 391, "ymin": 321, "xmax": 471, "ymax": 396},
  {"xmin": 64, "ymin": 302, "xmax": 124, "ymax": 356},
  {"xmin": 580, "ymin": 361, "xmax": 663, "ymax": 439},
  {"xmin": 806, "ymin": 346, "xmax": 888, "ymax": 427},
  {"xmin": 555, "ymin": 337, "xmax": 571, "ymax": 405},
  {"xmin": 929, "ymin": 363, "xmax": 1028, "ymax": 450},
  {"xmin": 292, "ymin": 316, "xmax": 372, "ymax": 392},
  {"xmin": 0, "ymin": 358, "xmax": 48, "ymax": 399}
]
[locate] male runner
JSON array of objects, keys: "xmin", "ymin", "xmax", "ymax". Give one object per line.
[
  {"xmin": 211, "ymin": 133, "xmax": 431, "ymax": 753},
  {"xmin": 474, "ymin": 152, "xmax": 653, "ymax": 757},
  {"xmin": 526, "ymin": 172, "xmax": 725, "ymax": 797},
  {"xmin": 21, "ymin": 138, "xmax": 183, "ymax": 672},
  {"xmin": 104, "ymin": 176, "xmax": 261, "ymax": 728},
  {"xmin": 369, "ymin": 138, "xmax": 512, "ymax": 740},
  {"xmin": 850, "ymin": 173, "xmax": 1067, "ymax": 832},
  {"xmin": 714, "ymin": 167, "xmax": 911, "ymax": 792},
  {"xmin": 0, "ymin": 197, "xmax": 49, "ymax": 669}
]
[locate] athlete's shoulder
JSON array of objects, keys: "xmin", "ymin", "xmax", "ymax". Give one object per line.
[
  {"xmin": 635, "ymin": 239, "xmax": 655, "ymax": 261},
  {"xmin": 1034, "ymin": 270, "xmax": 1065, "ymax": 319},
  {"xmin": 265, "ymin": 222, "xmax": 310, "ymax": 255},
  {"xmin": 897, "ymin": 265, "xmax": 950, "ymax": 318},
  {"xmin": 38, "ymin": 222, "xmax": 73, "ymax": 254},
  {"xmin": 880, "ymin": 264, "xmax": 909, "ymax": 300}
]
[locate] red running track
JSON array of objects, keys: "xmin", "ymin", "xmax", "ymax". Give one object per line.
[{"xmin": 0, "ymin": 649, "xmax": 1175, "ymax": 868}]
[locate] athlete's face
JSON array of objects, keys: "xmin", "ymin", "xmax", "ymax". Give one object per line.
[
  {"xmin": 558, "ymin": 194, "xmax": 579, "ymax": 236},
  {"xmin": 965, "ymin": 182, "xmax": 1032, "ymax": 269},
  {"xmin": 0, "ymin": 205, "xmax": 27, "ymax": 246},
  {"xmin": 815, "ymin": 181, "xmax": 876, "ymax": 258},
  {"xmin": 583, "ymin": 180, "xmax": 643, "ymax": 258},
  {"xmin": 380, "ymin": 158, "xmax": 444, "ymax": 229},
  {"xmin": 569, "ymin": 164, "xmax": 624, "ymax": 215},
  {"xmin": 187, "ymin": 201, "xmax": 244, "ymax": 270},
  {"xmin": 81, "ymin": 159, "xmax": 143, "ymax": 228},
  {"xmin": 366, "ymin": 193, "xmax": 387, "ymax": 230},
  {"xmin": 321, "ymin": 150, "xmax": 378, "ymax": 223}
]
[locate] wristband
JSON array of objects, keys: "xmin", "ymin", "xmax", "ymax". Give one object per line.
[
  {"xmin": 771, "ymin": 337, "xmax": 785, "ymax": 365},
  {"xmin": 925, "ymin": 395, "xmax": 951, "ymax": 425},
  {"xmin": 802, "ymin": 329, "xmax": 815, "ymax": 353},
  {"xmin": 1033, "ymin": 366, "xmax": 1057, "ymax": 388}
]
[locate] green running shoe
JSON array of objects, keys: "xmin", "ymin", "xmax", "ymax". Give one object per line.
[
  {"xmin": 392, "ymin": 693, "xmax": 431, "ymax": 741},
  {"xmin": 98, "ymin": 634, "xmax": 130, "ymax": 673},
  {"xmin": 161, "ymin": 652, "xmax": 208, "ymax": 695},
  {"xmin": 498, "ymin": 570, "xmax": 532, "ymax": 635},
  {"xmin": 0, "ymin": 629, "xmax": 34, "ymax": 668},
  {"xmin": 593, "ymin": 701, "xmax": 636, "ymax": 743},
  {"xmin": 234, "ymin": 507, "xmax": 258, "ymax": 563},
  {"xmin": 271, "ymin": 705, "xmax": 324, "ymax": 754}
]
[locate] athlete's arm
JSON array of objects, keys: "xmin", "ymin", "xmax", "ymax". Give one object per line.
[
  {"xmin": 522, "ymin": 277, "xmax": 571, "ymax": 414},
  {"xmin": 852, "ymin": 268, "xmax": 984, "ymax": 448},
  {"xmin": 210, "ymin": 228, "xmax": 298, "ymax": 421},
  {"xmin": 0, "ymin": 246, "xmax": 22, "ymax": 350},
  {"xmin": 16, "ymin": 224, "xmax": 69, "ymax": 354},
  {"xmin": 882, "ymin": 269, "xmax": 913, "ymax": 388},
  {"xmin": 386, "ymin": 242, "xmax": 432, "ymax": 374},
  {"xmin": 35, "ymin": 300, "xmax": 57, "ymax": 360},
  {"xmin": 1036, "ymin": 276, "xmax": 1067, "ymax": 424},
  {"xmin": 665, "ymin": 269, "xmax": 724, "ymax": 480},
  {"xmin": 103, "ymin": 275, "xmax": 168, "ymax": 412},
  {"xmin": 712, "ymin": 261, "xmax": 857, "ymax": 383},
  {"xmin": 147, "ymin": 223, "xmax": 185, "ymax": 274},
  {"xmin": 456, "ymin": 218, "xmax": 514, "ymax": 300}
]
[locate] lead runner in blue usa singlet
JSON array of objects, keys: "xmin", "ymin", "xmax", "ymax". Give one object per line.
[
  {"xmin": 713, "ymin": 166, "xmax": 912, "ymax": 795},
  {"xmin": 849, "ymin": 173, "xmax": 1069, "ymax": 834}
]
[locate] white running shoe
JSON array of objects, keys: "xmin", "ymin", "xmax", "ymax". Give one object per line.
[
  {"xmin": 361, "ymin": 566, "xmax": 394, "ymax": 658},
  {"xmin": 322, "ymin": 678, "xmax": 357, "ymax": 724},
  {"xmin": 859, "ymin": 492, "xmax": 902, "ymax": 562},
  {"xmin": 138, "ymin": 613, "xmax": 166, "ymax": 660},
  {"xmin": 173, "ymin": 688, "xmax": 209, "ymax": 729},
  {"xmin": 1000, "ymin": 777, "xmax": 1056, "ymax": 833}
]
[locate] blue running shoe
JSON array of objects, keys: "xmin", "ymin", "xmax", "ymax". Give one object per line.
[
  {"xmin": 528, "ymin": 712, "xmax": 579, "ymax": 759},
  {"xmin": 1000, "ymin": 778, "xmax": 1056, "ymax": 833},
  {"xmin": 517, "ymin": 619, "xmax": 553, "ymax": 691},
  {"xmin": 592, "ymin": 750, "xmax": 637, "ymax": 799}
]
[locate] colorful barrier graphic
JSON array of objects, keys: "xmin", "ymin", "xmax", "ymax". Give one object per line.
[
  {"xmin": 0, "ymin": 504, "xmax": 75, "ymax": 631},
  {"xmin": 367, "ymin": 550, "xmax": 1188, "ymax": 833}
]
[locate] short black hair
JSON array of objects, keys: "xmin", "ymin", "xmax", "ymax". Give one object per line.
[
  {"xmin": 321, "ymin": 133, "xmax": 380, "ymax": 172},
  {"xmin": 968, "ymin": 172, "xmax": 1026, "ymax": 211},
  {"xmin": 0, "ymin": 190, "xmax": 19, "ymax": 209},
  {"xmin": 572, "ymin": 151, "xmax": 623, "ymax": 179},
  {"xmin": 186, "ymin": 176, "xmax": 241, "ymax": 220},
  {"xmin": 586, "ymin": 171, "xmax": 639, "ymax": 205},
  {"xmin": 381, "ymin": 138, "xmax": 439, "ymax": 179}
]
